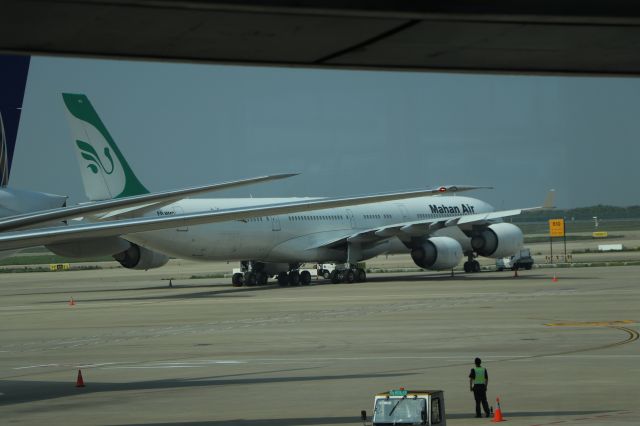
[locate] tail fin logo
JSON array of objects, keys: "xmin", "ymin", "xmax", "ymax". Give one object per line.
[
  {"xmin": 63, "ymin": 93, "xmax": 149, "ymax": 200},
  {"xmin": 76, "ymin": 140, "xmax": 115, "ymax": 175}
]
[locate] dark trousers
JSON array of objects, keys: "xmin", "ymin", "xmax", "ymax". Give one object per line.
[{"xmin": 473, "ymin": 384, "xmax": 490, "ymax": 416}]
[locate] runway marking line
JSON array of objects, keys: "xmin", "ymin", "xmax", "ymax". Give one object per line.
[
  {"xmin": 13, "ymin": 364, "xmax": 60, "ymax": 370},
  {"xmin": 545, "ymin": 320, "xmax": 635, "ymax": 327},
  {"xmin": 527, "ymin": 410, "xmax": 632, "ymax": 426},
  {"xmin": 517, "ymin": 323, "xmax": 639, "ymax": 360},
  {"xmin": 75, "ymin": 362, "xmax": 118, "ymax": 368}
]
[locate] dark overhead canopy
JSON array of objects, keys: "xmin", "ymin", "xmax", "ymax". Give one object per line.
[{"xmin": 2, "ymin": 0, "xmax": 640, "ymax": 76}]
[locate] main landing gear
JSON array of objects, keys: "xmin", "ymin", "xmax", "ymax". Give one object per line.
[
  {"xmin": 276, "ymin": 264, "xmax": 367, "ymax": 286},
  {"xmin": 231, "ymin": 261, "xmax": 273, "ymax": 287},
  {"xmin": 231, "ymin": 262, "xmax": 368, "ymax": 287},
  {"xmin": 232, "ymin": 270, "xmax": 269, "ymax": 287},
  {"xmin": 329, "ymin": 265, "xmax": 367, "ymax": 284},
  {"xmin": 276, "ymin": 269, "xmax": 313, "ymax": 287},
  {"xmin": 463, "ymin": 254, "xmax": 481, "ymax": 273}
]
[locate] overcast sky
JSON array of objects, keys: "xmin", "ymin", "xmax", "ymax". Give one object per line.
[{"xmin": 9, "ymin": 56, "xmax": 640, "ymax": 209}]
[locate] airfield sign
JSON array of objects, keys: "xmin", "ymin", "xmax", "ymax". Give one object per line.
[
  {"xmin": 548, "ymin": 218, "xmax": 567, "ymax": 263},
  {"xmin": 549, "ymin": 219, "xmax": 565, "ymax": 237}
]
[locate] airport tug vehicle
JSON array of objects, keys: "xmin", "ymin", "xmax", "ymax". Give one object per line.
[{"xmin": 361, "ymin": 388, "xmax": 446, "ymax": 426}]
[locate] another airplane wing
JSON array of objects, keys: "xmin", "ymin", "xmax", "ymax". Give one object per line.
[
  {"xmin": 456, "ymin": 189, "xmax": 555, "ymax": 226},
  {"xmin": 309, "ymin": 190, "xmax": 556, "ymax": 250},
  {"xmin": 0, "ymin": 185, "xmax": 485, "ymax": 251},
  {"xmin": 0, "ymin": 173, "xmax": 297, "ymax": 232}
]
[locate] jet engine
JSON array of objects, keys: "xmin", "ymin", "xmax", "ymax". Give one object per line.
[
  {"xmin": 470, "ymin": 223, "xmax": 524, "ymax": 258},
  {"xmin": 113, "ymin": 243, "xmax": 169, "ymax": 270},
  {"xmin": 411, "ymin": 237, "xmax": 463, "ymax": 270}
]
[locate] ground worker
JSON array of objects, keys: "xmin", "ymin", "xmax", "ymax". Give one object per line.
[{"xmin": 469, "ymin": 357, "xmax": 490, "ymax": 418}]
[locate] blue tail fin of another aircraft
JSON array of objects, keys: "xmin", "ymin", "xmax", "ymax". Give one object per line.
[{"xmin": 0, "ymin": 55, "xmax": 31, "ymax": 187}]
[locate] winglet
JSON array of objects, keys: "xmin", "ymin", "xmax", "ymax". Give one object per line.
[{"xmin": 542, "ymin": 189, "xmax": 556, "ymax": 209}]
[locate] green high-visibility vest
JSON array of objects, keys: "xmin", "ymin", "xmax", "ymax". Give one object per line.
[{"xmin": 473, "ymin": 367, "xmax": 486, "ymax": 384}]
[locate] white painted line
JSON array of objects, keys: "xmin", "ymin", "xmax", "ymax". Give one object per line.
[
  {"xmin": 107, "ymin": 365, "xmax": 200, "ymax": 369},
  {"xmin": 13, "ymin": 364, "xmax": 59, "ymax": 370},
  {"xmin": 109, "ymin": 354, "xmax": 640, "ymax": 369},
  {"xmin": 152, "ymin": 360, "xmax": 246, "ymax": 365},
  {"xmin": 218, "ymin": 356, "xmax": 531, "ymax": 361},
  {"xmin": 74, "ymin": 362, "xmax": 118, "ymax": 368},
  {"xmin": 12, "ymin": 361, "xmax": 123, "ymax": 370},
  {"xmin": 115, "ymin": 360, "xmax": 247, "ymax": 368},
  {"xmin": 103, "ymin": 360, "xmax": 248, "ymax": 369},
  {"xmin": 0, "ymin": 305, "xmax": 39, "ymax": 311},
  {"xmin": 545, "ymin": 355, "xmax": 640, "ymax": 359}
]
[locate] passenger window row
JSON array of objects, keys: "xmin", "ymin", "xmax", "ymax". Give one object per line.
[{"xmin": 288, "ymin": 215, "xmax": 344, "ymax": 221}]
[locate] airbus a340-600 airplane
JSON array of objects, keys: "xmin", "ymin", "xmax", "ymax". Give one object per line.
[
  {"xmin": 55, "ymin": 93, "xmax": 550, "ymax": 286},
  {"xmin": 0, "ymin": 91, "xmax": 552, "ymax": 286},
  {"xmin": 0, "ymin": 86, "xmax": 499, "ymax": 270}
]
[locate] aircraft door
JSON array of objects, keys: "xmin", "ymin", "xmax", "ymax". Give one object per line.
[
  {"xmin": 346, "ymin": 209, "xmax": 358, "ymax": 229},
  {"xmin": 271, "ymin": 216, "xmax": 281, "ymax": 231},
  {"xmin": 395, "ymin": 204, "xmax": 410, "ymax": 222}
]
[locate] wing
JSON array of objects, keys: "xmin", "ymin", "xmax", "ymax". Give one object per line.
[
  {"xmin": 0, "ymin": 185, "xmax": 485, "ymax": 251},
  {"xmin": 309, "ymin": 189, "xmax": 556, "ymax": 250},
  {"xmin": 457, "ymin": 189, "xmax": 555, "ymax": 226},
  {"xmin": 0, "ymin": 173, "xmax": 297, "ymax": 232}
]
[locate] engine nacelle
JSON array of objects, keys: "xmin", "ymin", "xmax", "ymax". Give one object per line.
[
  {"xmin": 470, "ymin": 223, "xmax": 524, "ymax": 258},
  {"xmin": 113, "ymin": 243, "xmax": 170, "ymax": 270},
  {"xmin": 411, "ymin": 237, "xmax": 463, "ymax": 270}
]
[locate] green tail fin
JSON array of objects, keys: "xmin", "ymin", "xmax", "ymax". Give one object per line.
[{"xmin": 62, "ymin": 93, "xmax": 149, "ymax": 200}]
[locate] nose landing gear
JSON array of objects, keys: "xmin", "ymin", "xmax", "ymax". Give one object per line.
[{"xmin": 463, "ymin": 254, "xmax": 481, "ymax": 273}]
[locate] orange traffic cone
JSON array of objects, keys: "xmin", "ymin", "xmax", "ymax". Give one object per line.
[
  {"xmin": 551, "ymin": 274, "xmax": 558, "ymax": 282},
  {"xmin": 492, "ymin": 397, "xmax": 505, "ymax": 422},
  {"xmin": 75, "ymin": 369, "xmax": 85, "ymax": 387},
  {"xmin": 69, "ymin": 297, "xmax": 75, "ymax": 306}
]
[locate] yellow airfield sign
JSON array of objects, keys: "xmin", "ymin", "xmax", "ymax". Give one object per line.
[{"xmin": 548, "ymin": 219, "xmax": 565, "ymax": 237}]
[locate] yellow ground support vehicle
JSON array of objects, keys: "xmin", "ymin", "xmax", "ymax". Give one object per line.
[{"xmin": 361, "ymin": 389, "xmax": 446, "ymax": 426}]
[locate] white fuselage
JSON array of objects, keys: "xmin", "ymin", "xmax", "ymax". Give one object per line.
[{"xmin": 125, "ymin": 195, "xmax": 494, "ymax": 263}]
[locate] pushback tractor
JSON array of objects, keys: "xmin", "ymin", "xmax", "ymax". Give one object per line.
[{"xmin": 361, "ymin": 389, "xmax": 446, "ymax": 425}]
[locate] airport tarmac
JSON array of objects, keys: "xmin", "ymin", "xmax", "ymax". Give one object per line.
[{"xmin": 0, "ymin": 264, "xmax": 638, "ymax": 425}]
